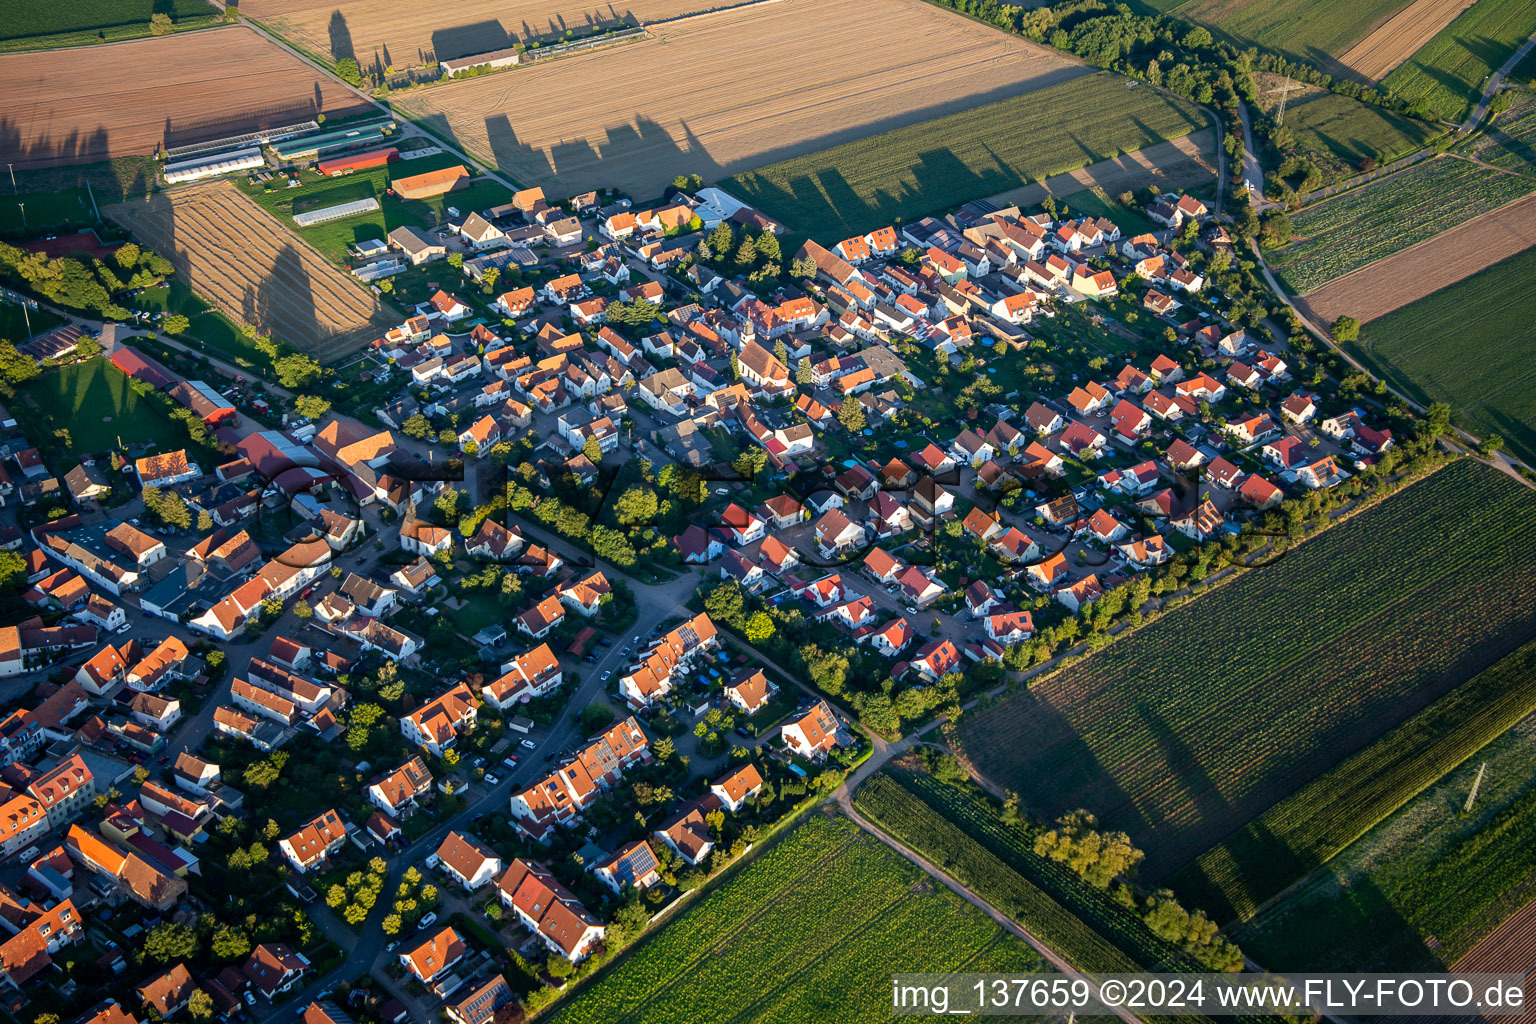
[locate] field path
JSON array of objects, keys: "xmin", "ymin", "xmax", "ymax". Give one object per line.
[
  {"xmin": 986, "ymin": 129, "xmax": 1218, "ymax": 208},
  {"xmin": 1465, "ymin": 31, "xmax": 1536, "ymax": 130},
  {"xmin": 839, "ymin": 791, "xmax": 1150, "ymax": 1024},
  {"xmin": 1297, "ymin": 189, "xmax": 1536, "ymax": 324}
]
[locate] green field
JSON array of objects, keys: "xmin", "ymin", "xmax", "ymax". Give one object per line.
[
  {"xmin": 0, "ymin": 0, "xmax": 222, "ymax": 50},
  {"xmin": 134, "ymin": 278, "xmax": 276, "ymax": 373},
  {"xmin": 856, "ymin": 768, "xmax": 1216, "ymax": 982},
  {"xmin": 1382, "ymin": 0, "xmax": 1536, "ymax": 123},
  {"xmin": 1344, "ymin": 246, "xmax": 1536, "ymax": 466},
  {"xmin": 1055, "ymin": 187, "xmax": 1159, "ymax": 236},
  {"xmin": 1174, "ymin": 639, "xmax": 1536, "ymax": 922},
  {"xmin": 1167, "ymin": 0, "xmax": 1412, "ymax": 68},
  {"xmin": 1280, "ymin": 92, "xmax": 1444, "ymax": 181},
  {"xmin": 957, "ymin": 460, "xmax": 1536, "ymax": 880},
  {"xmin": 7, "ymin": 158, "xmax": 158, "ymax": 206},
  {"xmin": 547, "ymin": 814, "xmax": 1042, "ymax": 1024},
  {"xmin": 1456, "ymin": 90, "xmax": 1536, "ymax": 172},
  {"xmin": 1236, "ymin": 699, "xmax": 1536, "ymax": 970},
  {"xmin": 726, "ymin": 72, "xmax": 1209, "ymax": 239},
  {"xmin": 23, "ymin": 357, "xmax": 187, "ymax": 453},
  {"xmin": 0, "ymin": 188, "xmax": 99, "ymax": 238},
  {"xmin": 1269, "ymin": 156, "xmax": 1536, "ymax": 292},
  {"xmin": 239, "ymin": 154, "xmax": 508, "ymax": 267},
  {"xmin": 0, "ymin": 302, "xmax": 63, "ymax": 345}
]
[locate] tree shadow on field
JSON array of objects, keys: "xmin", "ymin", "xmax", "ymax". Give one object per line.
[
  {"xmin": 431, "ymin": 20, "xmax": 512, "ymax": 62},
  {"xmin": 257, "ymin": 243, "xmax": 324, "ymax": 359},
  {"xmin": 1237, "ymin": 873, "xmax": 1445, "ymax": 974},
  {"xmin": 328, "ymin": 10, "xmax": 354, "ymax": 62}
]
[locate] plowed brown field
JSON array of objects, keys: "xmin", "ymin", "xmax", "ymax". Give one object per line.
[
  {"xmin": 242, "ymin": 0, "xmax": 714, "ymax": 69},
  {"xmin": 1448, "ymin": 895, "xmax": 1536, "ymax": 1024},
  {"xmin": 0, "ymin": 25, "xmax": 369, "ymax": 169},
  {"xmin": 1299, "ymin": 191, "xmax": 1536, "ymax": 324},
  {"xmin": 390, "ymin": 0, "xmax": 1087, "ymax": 197},
  {"xmin": 105, "ymin": 182, "xmax": 392, "ymax": 359},
  {"xmin": 1337, "ymin": 0, "xmax": 1478, "ymax": 81}
]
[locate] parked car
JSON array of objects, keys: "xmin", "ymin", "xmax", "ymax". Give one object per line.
[
  {"xmin": 484, "ymin": 772, "xmax": 499, "ymax": 785},
  {"xmin": 417, "ymin": 912, "xmax": 437, "ymax": 930},
  {"xmin": 520, "ymin": 739, "xmax": 536, "ymax": 750}
]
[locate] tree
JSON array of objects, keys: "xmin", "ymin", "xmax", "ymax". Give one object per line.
[
  {"xmin": 144, "ymin": 921, "xmax": 199, "ymax": 962},
  {"xmin": 294, "ymin": 394, "xmax": 332, "ymax": 420},
  {"xmin": 743, "ymin": 610, "xmax": 774, "ymax": 643},
  {"xmin": 612, "ymin": 484, "xmax": 658, "ymax": 526},
  {"xmin": 163, "ymin": 314, "xmax": 190, "ymax": 335},
  {"xmin": 0, "ymin": 343, "xmax": 40, "ymax": 391},
  {"xmin": 1329, "ymin": 316, "xmax": 1360, "ymax": 343},
  {"xmin": 115, "ymin": 242, "xmax": 141, "ymax": 270},
  {"xmin": 402, "ymin": 413, "xmax": 431, "ymax": 439},
  {"xmin": 382, "ymin": 913, "xmax": 402, "ymax": 935},
  {"xmin": 1258, "ymin": 208, "xmax": 1292, "ymax": 249},
  {"xmin": 1480, "ymin": 433, "xmax": 1505, "ymax": 457},
  {"xmin": 581, "ymin": 435, "xmax": 603, "ymax": 464},
  {"xmin": 210, "ymin": 925, "xmax": 251, "ymax": 961},
  {"xmin": 837, "ymin": 398, "xmax": 866, "ymax": 433},
  {"xmin": 150, "ymin": 12, "xmax": 174, "ymax": 34},
  {"xmin": 335, "ymin": 57, "xmax": 362, "ymax": 86},
  {"xmin": 653, "ymin": 736, "xmax": 675, "ymax": 761},
  {"xmin": 773, "ymin": 338, "xmax": 788, "ymax": 365},
  {"xmin": 1424, "ymin": 401, "xmax": 1451, "ymax": 438},
  {"xmin": 187, "ymin": 989, "xmax": 215, "ymax": 1021},
  {"xmin": 732, "ymin": 446, "xmax": 767, "ymax": 479},
  {"xmin": 0, "ymin": 549, "xmax": 27, "ymax": 593},
  {"xmin": 546, "ymin": 955, "xmax": 575, "ymax": 979},
  {"xmin": 274, "ymin": 353, "xmax": 321, "ymax": 389},
  {"xmin": 796, "ymin": 356, "xmax": 813, "ymax": 385},
  {"xmin": 790, "ymin": 255, "xmax": 818, "ymax": 280},
  {"xmin": 1033, "ymin": 810, "xmax": 1144, "ymax": 888}
]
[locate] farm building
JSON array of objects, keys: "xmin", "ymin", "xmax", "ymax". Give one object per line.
[
  {"xmin": 442, "ymin": 48, "xmax": 521, "ymax": 76},
  {"xmin": 110, "ymin": 346, "xmax": 178, "ymax": 391},
  {"xmin": 317, "ymin": 147, "xmax": 399, "ymax": 176},
  {"xmin": 293, "ymin": 197, "xmax": 381, "ymax": 228},
  {"xmin": 270, "ymin": 119, "xmax": 395, "ymax": 162},
  {"xmin": 163, "ymin": 148, "xmax": 264, "ymax": 185},
  {"xmin": 393, "ymin": 165, "xmax": 470, "ymax": 200},
  {"xmin": 168, "ymin": 381, "xmax": 238, "ymax": 427}
]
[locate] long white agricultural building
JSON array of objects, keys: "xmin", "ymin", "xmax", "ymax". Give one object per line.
[
  {"xmin": 164, "ymin": 148, "xmax": 265, "ymax": 184},
  {"xmin": 293, "ymin": 197, "xmax": 381, "ymax": 227}
]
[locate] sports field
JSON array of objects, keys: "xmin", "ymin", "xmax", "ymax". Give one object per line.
[
  {"xmin": 956, "ymin": 460, "xmax": 1536, "ymax": 881},
  {"xmin": 1269, "ymin": 155, "xmax": 1536, "ymax": 293},
  {"xmin": 392, "ymin": 0, "xmax": 1090, "ymax": 198},
  {"xmin": 0, "ymin": 25, "xmax": 371, "ymax": 169},
  {"xmin": 24, "ymin": 358, "xmax": 188, "ymax": 453},
  {"xmin": 1342, "ymin": 245, "xmax": 1536, "ymax": 466},
  {"xmin": 729, "ymin": 73, "xmax": 1209, "ymax": 239},
  {"xmin": 1234, "ymin": 661, "xmax": 1536, "ymax": 970},
  {"xmin": 547, "ymin": 814, "xmax": 1042, "ymax": 1023},
  {"xmin": 1382, "ymin": 0, "xmax": 1536, "ymax": 122},
  {"xmin": 1169, "ymin": 0, "xmax": 1414, "ymax": 68},
  {"xmin": 0, "ymin": 0, "xmax": 222, "ymax": 51}
]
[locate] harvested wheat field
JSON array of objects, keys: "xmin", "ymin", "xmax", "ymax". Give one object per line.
[
  {"xmin": 1337, "ymin": 0, "xmax": 1478, "ymax": 81},
  {"xmin": 391, "ymin": 0, "xmax": 1088, "ymax": 197},
  {"xmin": 106, "ymin": 182, "xmax": 392, "ymax": 360},
  {"xmin": 1299, "ymin": 191, "xmax": 1536, "ymax": 325},
  {"xmin": 242, "ymin": 0, "xmax": 713, "ymax": 69},
  {"xmin": 987, "ymin": 130, "xmax": 1218, "ymax": 210},
  {"xmin": 0, "ymin": 25, "xmax": 370, "ymax": 169},
  {"xmin": 1447, "ymin": 896, "xmax": 1536, "ymax": 1024}
]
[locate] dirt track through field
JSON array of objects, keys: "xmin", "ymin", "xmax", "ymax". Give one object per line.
[
  {"xmin": 390, "ymin": 0, "xmax": 1087, "ymax": 197},
  {"xmin": 986, "ymin": 129, "xmax": 1218, "ymax": 208},
  {"xmin": 105, "ymin": 182, "xmax": 392, "ymax": 359},
  {"xmin": 1298, "ymin": 190, "xmax": 1536, "ymax": 324},
  {"xmin": 0, "ymin": 25, "xmax": 369, "ymax": 169},
  {"xmin": 242, "ymin": 0, "xmax": 722, "ymax": 69},
  {"xmin": 1337, "ymin": 0, "xmax": 1478, "ymax": 81}
]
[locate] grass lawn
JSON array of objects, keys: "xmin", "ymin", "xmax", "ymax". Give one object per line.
[
  {"xmin": 1382, "ymin": 0, "xmax": 1536, "ymax": 122},
  {"xmin": 0, "ymin": 0, "xmax": 222, "ymax": 50},
  {"xmin": 22, "ymin": 357, "xmax": 188, "ymax": 454},
  {"xmin": 0, "ymin": 188, "xmax": 99, "ymax": 238},
  {"xmin": 0, "ymin": 302, "xmax": 63, "ymax": 345},
  {"xmin": 546, "ymin": 814, "xmax": 1041, "ymax": 1024},
  {"xmin": 238, "ymin": 155, "xmax": 510, "ymax": 268},
  {"xmin": 957, "ymin": 460, "xmax": 1536, "ymax": 881},
  {"xmin": 726, "ymin": 72, "xmax": 1209, "ymax": 239},
  {"xmin": 1344, "ymin": 245, "xmax": 1536, "ymax": 465},
  {"xmin": 1055, "ymin": 186, "xmax": 1158, "ymax": 236},
  {"xmin": 134, "ymin": 279, "xmax": 276, "ymax": 373},
  {"xmin": 1281, "ymin": 91, "xmax": 1444, "ymax": 180},
  {"xmin": 1170, "ymin": 0, "xmax": 1412, "ymax": 67}
]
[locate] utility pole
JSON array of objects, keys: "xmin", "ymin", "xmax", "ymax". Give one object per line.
[
  {"xmin": 1272, "ymin": 79, "xmax": 1302, "ymax": 126},
  {"xmin": 16, "ymin": 202, "xmax": 24, "ymax": 229},
  {"xmin": 1464, "ymin": 761, "xmax": 1487, "ymax": 813},
  {"xmin": 6, "ymin": 163, "xmax": 14, "ymax": 193}
]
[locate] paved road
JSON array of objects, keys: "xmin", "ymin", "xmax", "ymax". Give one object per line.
[
  {"xmin": 1236, "ymin": 101, "xmax": 1267, "ymax": 209},
  {"xmin": 1464, "ymin": 32, "xmax": 1536, "ymax": 131}
]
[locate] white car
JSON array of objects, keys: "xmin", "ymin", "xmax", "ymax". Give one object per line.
[
  {"xmin": 417, "ymin": 912, "xmax": 437, "ymax": 930},
  {"xmin": 484, "ymin": 772, "xmax": 500, "ymax": 785},
  {"xmin": 520, "ymin": 739, "xmax": 536, "ymax": 750}
]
